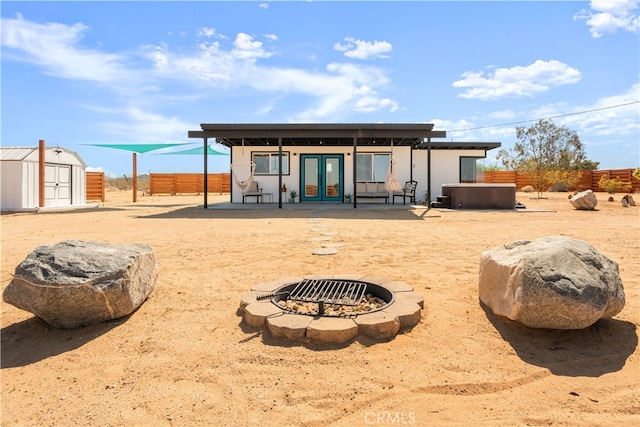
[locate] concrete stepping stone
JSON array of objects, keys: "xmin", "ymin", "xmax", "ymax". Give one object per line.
[
  {"xmin": 312, "ymin": 248, "xmax": 338, "ymax": 255},
  {"xmin": 310, "ymin": 236, "xmax": 332, "ymax": 242},
  {"xmin": 321, "ymin": 242, "xmax": 345, "ymax": 248}
]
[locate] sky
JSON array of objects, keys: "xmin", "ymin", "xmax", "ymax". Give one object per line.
[{"xmin": 2, "ymin": 0, "xmax": 639, "ymax": 178}]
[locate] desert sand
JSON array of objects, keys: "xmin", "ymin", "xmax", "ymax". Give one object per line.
[{"xmin": 1, "ymin": 189, "xmax": 639, "ymax": 427}]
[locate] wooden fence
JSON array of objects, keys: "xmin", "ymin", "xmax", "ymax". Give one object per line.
[
  {"xmin": 149, "ymin": 173, "xmax": 231, "ymax": 195},
  {"xmin": 481, "ymin": 168, "xmax": 640, "ymax": 193},
  {"xmin": 86, "ymin": 172, "xmax": 105, "ymax": 202}
]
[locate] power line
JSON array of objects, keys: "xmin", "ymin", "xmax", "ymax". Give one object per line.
[{"xmin": 449, "ymin": 100, "xmax": 640, "ymax": 132}]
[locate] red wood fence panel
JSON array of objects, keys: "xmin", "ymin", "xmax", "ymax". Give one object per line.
[
  {"xmin": 149, "ymin": 173, "xmax": 231, "ymax": 195},
  {"xmin": 481, "ymin": 168, "xmax": 638, "ymax": 192}
]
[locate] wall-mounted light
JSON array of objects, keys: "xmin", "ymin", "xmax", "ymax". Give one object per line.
[{"xmin": 293, "ymin": 153, "xmax": 297, "ymax": 156}]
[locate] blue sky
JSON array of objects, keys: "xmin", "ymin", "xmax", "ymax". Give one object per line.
[{"xmin": 2, "ymin": 1, "xmax": 639, "ymax": 177}]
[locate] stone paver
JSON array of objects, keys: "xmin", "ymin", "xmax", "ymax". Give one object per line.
[
  {"xmin": 243, "ymin": 302, "xmax": 283, "ymax": 327},
  {"xmin": 306, "ymin": 317, "xmax": 358, "ymax": 343},
  {"xmin": 266, "ymin": 314, "xmax": 313, "ymax": 341},
  {"xmin": 354, "ymin": 311, "xmax": 400, "ymax": 341}
]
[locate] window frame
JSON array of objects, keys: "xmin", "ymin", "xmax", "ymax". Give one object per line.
[
  {"xmin": 460, "ymin": 156, "xmax": 484, "ymax": 183},
  {"xmin": 356, "ymin": 152, "xmax": 391, "ymax": 182},
  {"xmin": 252, "ymin": 151, "xmax": 290, "ymax": 176}
]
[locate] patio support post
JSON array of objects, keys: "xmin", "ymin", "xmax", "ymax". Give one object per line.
[
  {"xmin": 133, "ymin": 153, "xmax": 137, "ymax": 203},
  {"xmin": 278, "ymin": 137, "xmax": 283, "ymax": 209},
  {"xmin": 427, "ymin": 137, "xmax": 432, "ymax": 209},
  {"xmin": 410, "ymin": 142, "xmax": 414, "ymax": 183},
  {"xmin": 203, "ymin": 137, "xmax": 208, "ymax": 209},
  {"xmin": 352, "ymin": 137, "xmax": 357, "ymax": 208}
]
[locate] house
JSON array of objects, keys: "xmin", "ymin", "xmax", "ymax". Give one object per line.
[
  {"xmin": 1, "ymin": 144, "xmax": 88, "ymax": 212},
  {"xmin": 188, "ymin": 123, "xmax": 500, "ymax": 207}
]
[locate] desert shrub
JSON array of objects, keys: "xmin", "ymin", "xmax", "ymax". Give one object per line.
[
  {"xmin": 521, "ymin": 185, "xmax": 534, "ymax": 193},
  {"xmin": 598, "ymin": 176, "xmax": 632, "ymax": 194},
  {"xmin": 633, "ymin": 168, "xmax": 640, "ymax": 181},
  {"xmin": 549, "ymin": 182, "xmax": 570, "ymax": 192},
  {"xmin": 546, "ymin": 170, "xmax": 582, "ymax": 192}
]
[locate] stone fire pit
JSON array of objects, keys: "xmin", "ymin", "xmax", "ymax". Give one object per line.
[{"xmin": 239, "ymin": 275, "xmax": 424, "ymax": 344}]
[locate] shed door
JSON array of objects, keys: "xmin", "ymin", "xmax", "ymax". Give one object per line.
[{"xmin": 45, "ymin": 164, "xmax": 72, "ymax": 207}]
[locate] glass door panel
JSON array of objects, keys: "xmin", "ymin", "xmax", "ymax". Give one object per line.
[{"xmin": 301, "ymin": 154, "xmax": 343, "ymax": 202}]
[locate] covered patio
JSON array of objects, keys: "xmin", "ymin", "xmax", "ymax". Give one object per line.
[{"xmin": 188, "ymin": 123, "xmax": 447, "ymax": 209}]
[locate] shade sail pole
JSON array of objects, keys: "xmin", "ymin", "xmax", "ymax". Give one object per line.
[
  {"xmin": 133, "ymin": 152, "xmax": 137, "ymax": 203},
  {"xmin": 203, "ymin": 137, "xmax": 208, "ymax": 209},
  {"xmin": 38, "ymin": 139, "xmax": 45, "ymax": 208}
]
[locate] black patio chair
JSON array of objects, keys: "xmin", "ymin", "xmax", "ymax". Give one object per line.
[{"xmin": 392, "ymin": 181, "xmax": 417, "ymax": 205}]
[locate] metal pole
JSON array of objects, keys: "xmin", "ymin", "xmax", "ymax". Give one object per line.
[
  {"xmin": 203, "ymin": 137, "xmax": 208, "ymax": 209},
  {"xmin": 278, "ymin": 137, "xmax": 283, "ymax": 209},
  {"xmin": 427, "ymin": 137, "xmax": 432, "ymax": 209},
  {"xmin": 353, "ymin": 137, "xmax": 357, "ymax": 208}
]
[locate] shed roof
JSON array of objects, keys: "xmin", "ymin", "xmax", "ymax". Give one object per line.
[
  {"xmin": 0, "ymin": 146, "xmax": 86, "ymax": 166},
  {"xmin": 0, "ymin": 146, "xmax": 38, "ymax": 161}
]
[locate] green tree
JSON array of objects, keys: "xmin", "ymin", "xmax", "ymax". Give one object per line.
[{"xmin": 497, "ymin": 119, "xmax": 594, "ymax": 198}]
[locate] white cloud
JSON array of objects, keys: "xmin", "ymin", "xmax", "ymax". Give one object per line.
[
  {"xmin": 453, "ymin": 60, "xmax": 582, "ymax": 100},
  {"xmin": 2, "ymin": 14, "xmax": 400, "ymax": 126},
  {"xmin": 334, "ymin": 37, "xmax": 392, "ymax": 60},
  {"xmin": 574, "ymin": 0, "xmax": 640, "ymax": 38},
  {"xmin": 196, "ymin": 27, "xmax": 217, "ymax": 38},
  {"xmin": 1, "ymin": 13, "xmax": 134, "ymax": 83},
  {"xmin": 232, "ymin": 33, "xmax": 272, "ymax": 60}
]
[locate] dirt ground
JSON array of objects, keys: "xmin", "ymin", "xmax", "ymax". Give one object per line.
[{"xmin": 1, "ymin": 189, "xmax": 639, "ymax": 427}]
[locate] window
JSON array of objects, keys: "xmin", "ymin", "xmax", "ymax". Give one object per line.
[
  {"xmin": 252, "ymin": 152, "xmax": 290, "ymax": 175},
  {"xmin": 356, "ymin": 153, "xmax": 390, "ymax": 182},
  {"xmin": 460, "ymin": 157, "xmax": 482, "ymax": 183}
]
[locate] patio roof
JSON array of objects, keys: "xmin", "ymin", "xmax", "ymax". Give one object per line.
[{"xmin": 188, "ymin": 123, "xmax": 447, "ymax": 147}]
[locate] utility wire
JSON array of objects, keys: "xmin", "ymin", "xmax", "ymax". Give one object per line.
[{"xmin": 449, "ymin": 100, "xmax": 640, "ymax": 132}]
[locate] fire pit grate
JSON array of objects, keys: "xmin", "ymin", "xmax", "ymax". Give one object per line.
[
  {"xmin": 290, "ymin": 279, "xmax": 366, "ymax": 306},
  {"xmin": 258, "ymin": 279, "xmax": 368, "ymax": 316}
]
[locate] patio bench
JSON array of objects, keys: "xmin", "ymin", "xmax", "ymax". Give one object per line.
[{"xmin": 356, "ymin": 182, "xmax": 389, "ymax": 203}]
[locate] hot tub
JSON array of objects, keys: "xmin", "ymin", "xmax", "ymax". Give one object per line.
[{"xmin": 441, "ymin": 183, "xmax": 516, "ymax": 210}]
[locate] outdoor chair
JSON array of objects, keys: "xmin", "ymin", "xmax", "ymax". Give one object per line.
[
  {"xmin": 392, "ymin": 180, "xmax": 417, "ymax": 205},
  {"xmin": 242, "ymin": 181, "xmax": 262, "ymax": 204}
]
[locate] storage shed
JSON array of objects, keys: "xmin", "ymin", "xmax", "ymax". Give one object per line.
[{"xmin": 1, "ymin": 145, "xmax": 87, "ymax": 212}]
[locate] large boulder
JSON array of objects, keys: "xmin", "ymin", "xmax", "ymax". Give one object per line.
[
  {"xmin": 570, "ymin": 189, "xmax": 598, "ymax": 210},
  {"xmin": 3, "ymin": 240, "xmax": 158, "ymax": 329},
  {"xmin": 479, "ymin": 236, "xmax": 625, "ymax": 329}
]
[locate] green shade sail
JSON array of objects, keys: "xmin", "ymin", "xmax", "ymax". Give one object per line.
[
  {"xmin": 86, "ymin": 143, "xmax": 187, "ymax": 154},
  {"xmin": 156, "ymin": 145, "xmax": 229, "ymax": 156}
]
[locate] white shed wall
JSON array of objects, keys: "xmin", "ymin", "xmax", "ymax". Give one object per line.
[{"xmin": 0, "ymin": 146, "xmax": 87, "ymax": 211}]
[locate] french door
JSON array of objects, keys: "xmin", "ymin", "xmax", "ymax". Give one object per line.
[{"xmin": 300, "ymin": 154, "xmax": 343, "ymax": 202}]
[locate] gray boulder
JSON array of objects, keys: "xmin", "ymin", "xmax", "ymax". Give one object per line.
[
  {"xmin": 3, "ymin": 240, "xmax": 158, "ymax": 329},
  {"xmin": 570, "ymin": 189, "xmax": 598, "ymax": 210},
  {"xmin": 479, "ymin": 236, "xmax": 625, "ymax": 329}
]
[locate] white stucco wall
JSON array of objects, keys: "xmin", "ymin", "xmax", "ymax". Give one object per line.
[{"xmin": 229, "ymin": 145, "xmax": 490, "ymax": 204}]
